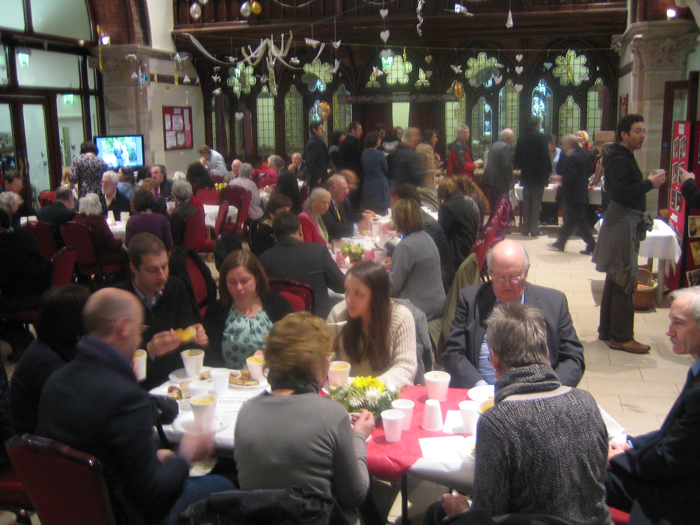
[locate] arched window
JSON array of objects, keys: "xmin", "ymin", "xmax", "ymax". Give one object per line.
[
  {"xmin": 465, "ymin": 52, "xmax": 500, "ymax": 88},
  {"xmin": 256, "ymin": 86, "xmax": 275, "ymax": 157},
  {"xmin": 302, "ymin": 59, "xmax": 333, "ymax": 93},
  {"xmin": 445, "ymin": 82, "xmax": 465, "ymax": 145},
  {"xmin": 211, "ymin": 95, "xmax": 230, "ymax": 157},
  {"xmin": 559, "ymin": 96, "xmax": 580, "ymax": 137},
  {"xmin": 333, "ymin": 84, "xmax": 352, "ymax": 133},
  {"xmin": 284, "ymin": 86, "xmax": 303, "ymax": 157},
  {"xmin": 532, "ymin": 79, "xmax": 553, "ymax": 135},
  {"xmin": 234, "ymin": 104, "xmax": 251, "ymax": 158},
  {"xmin": 2, "ymin": 0, "xmax": 92, "ymax": 40},
  {"xmin": 587, "ymin": 78, "xmax": 607, "ymax": 134},
  {"xmin": 227, "ymin": 63, "xmax": 256, "ymax": 97},
  {"xmin": 499, "ymin": 80, "xmax": 519, "ymax": 139},
  {"xmin": 471, "ymin": 97, "xmax": 492, "ymax": 159}
]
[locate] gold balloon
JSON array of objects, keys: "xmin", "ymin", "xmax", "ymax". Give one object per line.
[
  {"xmin": 251, "ymin": 1, "xmax": 262, "ymax": 15},
  {"xmin": 454, "ymin": 82, "xmax": 463, "ymax": 101},
  {"xmin": 317, "ymin": 102, "xmax": 331, "ymax": 120}
]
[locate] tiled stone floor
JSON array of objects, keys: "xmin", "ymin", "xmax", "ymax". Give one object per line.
[{"xmin": 1, "ymin": 225, "xmax": 686, "ymax": 524}]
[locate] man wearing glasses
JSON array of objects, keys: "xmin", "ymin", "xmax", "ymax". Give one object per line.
[{"xmin": 442, "ymin": 239, "xmax": 585, "ymax": 388}]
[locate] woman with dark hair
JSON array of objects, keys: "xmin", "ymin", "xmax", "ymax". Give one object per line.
[
  {"xmin": 203, "ymin": 250, "xmax": 293, "ymax": 369},
  {"xmin": 327, "ymin": 261, "xmax": 416, "ymax": 388},
  {"xmin": 329, "ymin": 130, "xmax": 346, "ymax": 173},
  {"xmin": 117, "ymin": 166, "xmax": 136, "ymax": 200},
  {"xmin": 361, "ymin": 131, "xmax": 390, "ymax": 215},
  {"xmin": 125, "ymin": 189, "xmax": 174, "ymax": 250},
  {"xmin": 235, "ymin": 312, "xmax": 374, "ymax": 525},
  {"xmin": 136, "ymin": 165, "xmax": 152, "ymax": 185},
  {"xmin": 250, "ymin": 193, "xmax": 293, "ymax": 257},
  {"xmin": 10, "ymin": 284, "xmax": 91, "ymax": 435},
  {"xmin": 438, "ymin": 177, "xmax": 481, "ymax": 270},
  {"xmin": 389, "ymin": 198, "xmax": 446, "ymax": 321},
  {"xmin": 186, "ymin": 161, "xmax": 215, "ymax": 190}
]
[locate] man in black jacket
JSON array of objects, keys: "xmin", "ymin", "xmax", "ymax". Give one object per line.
[
  {"xmin": 513, "ymin": 116, "xmax": 552, "ymax": 236},
  {"xmin": 549, "ymin": 134, "xmax": 597, "ymax": 255},
  {"xmin": 100, "ymin": 170, "xmax": 131, "ymax": 222},
  {"xmin": 259, "ymin": 211, "xmax": 345, "ymax": 319},
  {"xmin": 339, "ymin": 121, "xmax": 364, "ymax": 208},
  {"xmin": 37, "ymin": 185, "xmax": 76, "ymax": 247},
  {"xmin": 387, "ymin": 128, "xmax": 425, "ymax": 187},
  {"xmin": 305, "ymin": 121, "xmax": 329, "ymax": 189}
]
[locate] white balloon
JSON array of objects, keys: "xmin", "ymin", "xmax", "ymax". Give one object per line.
[
  {"xmin": 190, "ymin": 3, "xmax": 202, "ymax": 19},
  {"xmin": 240, "ymin": 1, "xmax": 252, "ymax": 18}
]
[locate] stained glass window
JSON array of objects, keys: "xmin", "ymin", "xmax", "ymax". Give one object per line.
[
  {"xmin": 365, "ymin": 70, "xmax": 381, "ymax": 89},
  {"xmin": 532, "ymin": 79, "xmax": 553, "ymax": 135},
  {"xmin": 256, "ymin": 86, "xmax": 275, "ymax": 157},
  {"xmin": 384, "ymin": 55, "xmax": 412, "ymax": 86},
  {"xmin": 284, "ymin": 86, "xmax": 303, "ymax": 157},
  {"xmin": 553, "ymin": 50, "xmax": 589, "ymax": 87},
  {"xmin": 559, "ymin": 96, "xmax": 580, "ymax": 137},
  {"xmin": 333, "ymin": 84, "xmax": 352, "ymax": 133},
  {"xmin": 465, "ymin": 52, "xmax": 501, "ymax": 88},
  {"xmin": 587, "ymin": 78, "xmax": 607, "ymax": 134},
  {"xmin": 227, "ymin": 62, "xmax": 256, "ymax": 97},
  {"xmin": 499, "ymin": 80, "xmax": 519, "ymax": 140},
  {"xmin": 415, "ymin": 68, "xmax": 430, "ymax": 88},
  {"xmin": 234, "ymin": 104, "xmax": 249, "ymax": 158},
  {"xmin": 471, "ymin": 97, "xmax": 492, "ymax": 159},
  {"xmin": 302, "ymin": 59, "xmax": 333, "ymax": 93}
]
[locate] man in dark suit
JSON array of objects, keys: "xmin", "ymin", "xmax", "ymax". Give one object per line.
[
  {"xmin": 37, "ymin": 186, "xmax": 76, "ymax": 247},
  {"xmin": 339, "ymin": 121, "xmax": 364, "ymax": 208},
  {"xmin": 481, "ymin": 128, "xmax": 514, "ymax": 208},
  {"xmin": 259, "ymin": 211, "xmax": 345, "ymax": 319},
  {"xmin": 322, "ymin": 174, "xmax": 371, "ymax": 240},
  {"xmin": 549, "ymin": 134, "xmax": 597, "ymax": 255},
  {"xmin": 100, "ymin": 170, "xmax": 131, "ymax": 222},
  {"xmin": 305, "ymin": 121, "xmax": 329, "ymax": 189},
  {"xmin": 605, "ymin": 286, "xmax": 700, "ymax": 525},
  {"xmin": 513, "ymin": 116, "xmax": 552, "ymax": 236},
  {"xmin": 36, "ymin": 287, "xmax": 232, "ymax": 525},
  {"xmin": 152, "ymin": 164, "xmax": 172, "ymax": 199},
  {"xmin": 442, "ymin": 239, "xmax": 585, "ymax": 388}
]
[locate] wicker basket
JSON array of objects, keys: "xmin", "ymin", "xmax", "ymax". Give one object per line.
[{"xmin": 633, "ymin": 268, "xmax": 657, "ymax": 311}]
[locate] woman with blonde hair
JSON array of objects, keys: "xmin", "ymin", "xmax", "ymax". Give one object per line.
[
  {"xmin": 389, "ymin": 198, "xmax": 445, "ymax": 320},
  {"xmin": 235, "ymin": 312, "xmax": 374, "ymax": 524}
]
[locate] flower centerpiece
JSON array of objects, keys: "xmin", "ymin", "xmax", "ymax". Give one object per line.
[
  {"xmin": 328, "ymin": 376, "xmax": 401, "ymax": 419},
  {"xmin": 214, "ymin": 182, "xmax": 227, "ymax": 191},
  {"xmin": 341, "ymin": 242, "xmax": 364, "ymax": 263}
]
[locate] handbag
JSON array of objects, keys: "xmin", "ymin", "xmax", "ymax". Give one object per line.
[{"xmin": 149, "ymin": 395, "xmax": 179, "ymax": 449}]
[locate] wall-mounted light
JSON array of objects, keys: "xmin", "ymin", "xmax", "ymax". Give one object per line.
[
  {"xmin": 17, "ymin": 49, "xmax": 31, "ymax": 67},
  {"xmin": 63, "ymin": 94, "xmax": 74, "ymax": 106},
  {"xmin": 667, "ymin": 8, "xmax": 677, "ymax": 19}
]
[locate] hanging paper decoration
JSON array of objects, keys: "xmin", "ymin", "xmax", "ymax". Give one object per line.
[
  {"xmin": 506, "ymin": 10, "xmax": 513, "ymax": 28},
  {"xmin": 451, "ymin": 64, "xmax": 462, "ymax": 74},
  {"xmin": 380, "ymin": 30, "xmax": 390, "ymax": 43},
  {"xmin": 416, "ymin": 0, "xmax": 424, "ymax": 36},
  {"xmin": 190, "ymin": 3, "xmax": 202, "ymax": 19},
  {"xmin": 454, "ymin": 82, "xmax": 463, "ymax": 101},
  {"xmin": 317, "ymin": 102, "xmax": 331, "ymax": 120},
  {"xmin": 240, "ymin": 2, "xmax": 252, "ymax": 17},
  {"xmin": 305, "ymin": 38, "xmax": 321, "ymax": 48},
  {"xmin": 332, "ymin": 40, "xmax": 341, "ymax": 49},
  {"xmin": 251, "ymin": 1, "xmax": 262, "ymax": 14},
  {"xmin": 380, "ymin": 8, "xmax": 388, "ymax": 18}
]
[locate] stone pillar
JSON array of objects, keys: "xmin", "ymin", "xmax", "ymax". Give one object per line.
[{"xmin": 612, "ymin": 20, "xmax": 698, "ymax": 213}]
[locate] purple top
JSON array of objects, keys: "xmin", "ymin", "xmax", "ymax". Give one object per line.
[{"xmin": 125, "ymin": 212, "xmax": 174, "ymax": 251}]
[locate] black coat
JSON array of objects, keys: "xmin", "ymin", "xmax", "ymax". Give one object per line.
[
  {"xmin": 438, "ymin": 194, "xmax": 480, "ymax": 270},
  {"xmin": 0, "ymin": 229, "xmax": 50, "ymax": 311},
  {"xmin": 387, "ymin": 144, "xmax": 425, "ymax": 187},
  {"xmin": 603, "ymin": 143, "xmax": 651, "ymax": 213},
  {"xmin": 558, "ymin": 149, "xmax": 591, "ymax": 206},
  {"xmin": 322, "ymin": 199, "xmax": 362, "ymax": 241},
  {"xmin": 338, "ymin": 135, "xmax": 364, "ymax": 178},
  {"xmin": 100, "ymin": 191, "xmax": 132, "ymax": 222},
  {"xmin": 305, "ymin": 133, "xmax": 329, "ymax": 188},
  {"xmin": 514, "ymin": 129, "xmax": 551, "ymax": 187},
  {"xmin": 275, "ymin": 168, "xmax": 300, "ymax": 212}
]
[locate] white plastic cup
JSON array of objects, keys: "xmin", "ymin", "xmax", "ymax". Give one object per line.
[
  {"xmin": 373, "ymin": 249, "xmax": 388, "ymax": 265},
  {"xmin": 166, "ymin": 201, "xmax": 176, "ymax": 211},
  {"xmin": 121, "ymin": 212, "xmax": 130, "ymax": 222},
  {"xmin": 425, "ymin": 371, "xmax": 451, "ymax": 402},
  {"xmin": 132, "ymin": 349, "xmax": 147, "ymax": 382},
  {"xmin": 107, "ymin": 210, "xmax": 115, "ymax": 225},
  {"xmin": 181, "ymin": 349, "xmax": 204, "ymax": 378},
  {"xmin": 422, "ymin": 399, "xmax": 443, "ymax": 431},
  {"xmin": 246, "ymin": 355, "xmax": 265, "ymax": 382},
  {"xmin": 210, "ymin": 369, "xmax": 230, "ymax": 396},
  {"xmin": 459, "ymin": 400, "xmax": 480, "ymax": 434},
  {"xmin": 652, "ymin": 169, "xmax": 666, "ymax": 175},
  {"xmin": 190, "ymin": 394, "xmax": 217, "ymax": 432},
  {"xmin": 188, "ymin": 380, "xmax": 210, "ymax": 398},
  {"xmin": 391, "ymin": 399, "xmax": 414, "ymax": 431},
  {"xmin": 328, "ymin": 361, "xmax": 351, "ymax": 387},
  {"xmin": 381, "ymin": 409, "xmax": 405, "ymax": 443}
]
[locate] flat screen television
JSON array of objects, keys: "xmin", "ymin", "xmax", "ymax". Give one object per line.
[{"xmin": 95, "ymin": 135, "xmax": 145, "ymax": 169}]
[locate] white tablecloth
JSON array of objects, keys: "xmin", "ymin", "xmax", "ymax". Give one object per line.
[
  {"xmin": 203, "ymin": 204, "xmax": 238, "ymax": 229},
  {"xmin": 514, "ymin": 184, "xmax": 602, "ymax": 205},
  {"xmin": 108, "ymin": 221, "xmax": 126, "ymax": 241}
]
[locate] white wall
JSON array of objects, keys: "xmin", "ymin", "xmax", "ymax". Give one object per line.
[{"xmin": 146, "ymin": 0, "xmax": 176, "ymax": 53}]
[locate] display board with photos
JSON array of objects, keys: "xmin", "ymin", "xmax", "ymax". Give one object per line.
[{"xmin": 163, "ymin": 106, "xmax": 193, "ymax": 151}]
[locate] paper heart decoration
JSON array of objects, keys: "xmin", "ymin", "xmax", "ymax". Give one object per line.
[
  {"xmin": 515, "ymin": 66, "xmax": 524, "ymax": 74},
  {"xmin": 514, "ymin": 84, "xmax": 523, "ymax": 92},
  {"xmin": 380, "ymin": 49, "xmax": 393, "ymax": 58},
  {"xmin": 332, "ymin": 40, "xmax": 341, "ymax": 49},
  {"xmin": 380, "ymin": 8, "xmax": 388, "ymax": 18},
  {"xmin": 426, "ymin": 71, "xmax": 433, "ymax": 78},
  {"xmin": 380, "ymin": 30, "xmax": 390, "ymax": 43},
  {"xmin": 516, "ymin": 54, "xmax": 523, "ymax": 62},
  {"xmin": 494, "ymin": 75, "xmax": 503, "ymax": 84},
  {"xmin": 425, "ymin": 55, "xmax": 433, "ymax": 64},
  {"xmin": 544, "ymin": 62, "xmax": 553, "ymax": 70}
]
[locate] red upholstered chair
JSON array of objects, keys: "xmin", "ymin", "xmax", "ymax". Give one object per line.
[
  {"xmin": 198, "ymin": 203, "xmax": 229, "ymax": 257},
  {"xmin": 298, "ymin": 183, "xmax": 309, "ymax": 210},
  {"xmin": 60, "ymin": 222, "xmax": 124, "ymax": 289},
  {"xmin": 189, "ymin": 194, "xmax": 205, "ymax": 214},
  {"xmin": 22, "ymin": 221, "xmax": 57, "ymax": 261},
  {"xmin": 269, "ymin": 279, "xmax": 315, "ymax": 314},
  {"xmin": 258, "ymin": 177, "xmax": 277, "ymax": 190},
  {"xmin": 224, "ymin": 191, "xmax": 252, "ymax": 243},
  {"xmin": 6, "ymin": 434, "xmax": 117, "ymax": 525},
  {"xmin": 182, "ymin": 213, "xmax": 207, "ymax": 252},
  {"xmin": 195, "ymin": 188, "xmax": 221, "ymax": 205},
  {"xmin": 38, "ymin": 191, "xmax": 56, "ymax": 208},
  {"xmin": 185, "ymin": 252, "xmax": 216, "ymax": 318},
  {"xmin": 221, "ymin": 185, "xmax": 246, "ymax": 208},
  {"xmin": 210, "ymin": 174, "xmax": 225, "ymax": 184},
  {"xmin": 609, "ymin": 507, "xmax": 630, "ymax": 525},
  {"xmin": 50, "ymin": 246, "xmax": 77, "ymax": 287},
  {"xmin": 0, "ymin": 467, "xmax": 33, "ymax": 525}
]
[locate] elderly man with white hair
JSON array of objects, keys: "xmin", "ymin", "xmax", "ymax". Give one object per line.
[
  {"xmin": 482, "ymin": 128, "xmax": 514, "ymax": 207},
  {"xmin": 169, "ymin": 180, "xmax": 200, "ymax": 246},
  {"xmin": 100, "ymin": 170, "xmax": 131, "ymax": 222},
  {"xmin": 604, "ymin": 286, "xmax": 700, "ymax": 524},
  {"xmin": 229, "ymin": 162, "xmax": 263, "ymax": 220}
]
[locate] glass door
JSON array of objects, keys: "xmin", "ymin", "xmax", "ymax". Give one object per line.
[{"xmin": 0, "ymin": 103, "xmax": 16, "ymax": 175}]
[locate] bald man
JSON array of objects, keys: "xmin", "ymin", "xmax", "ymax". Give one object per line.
[
  {"xmin": 482, "ymin": 128, "xmax": 515, "ymax": 207},
  {"xmin": 442, "ymin": 240, "xmax": 585, "ymax": 388},
  {"xmin": 37, "ymin": 288, "xmax": 233, "ymax": 524}
]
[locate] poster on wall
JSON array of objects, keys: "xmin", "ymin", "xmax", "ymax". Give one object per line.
[{"xmin": 163, "ymin": 106, "xmax": 193, "ymax": 151}]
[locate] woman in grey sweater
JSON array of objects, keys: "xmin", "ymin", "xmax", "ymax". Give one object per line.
[{"xmin": 234, "ymin": 312, "xmax": 375, "ymax": 524}]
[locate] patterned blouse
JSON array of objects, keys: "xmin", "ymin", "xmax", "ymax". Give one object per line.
[
  {"xmin": 70, "ymin": 153, "xmax": 109, "ymax": 197},
  {"xmin": 221, "ymin": 308, "xmax": 273, "ymax": 369}
]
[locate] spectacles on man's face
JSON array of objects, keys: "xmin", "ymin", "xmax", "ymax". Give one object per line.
[{"xmin": 491, "ymin": 274, "xmax": 525, "ymax": 285}]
